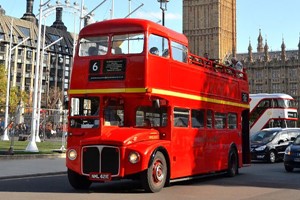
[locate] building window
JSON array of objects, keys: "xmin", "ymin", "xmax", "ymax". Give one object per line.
[
  {"xmin": 0, "ymin": 44, "xmax": 5, "ymax": 52},
  {"xmin": 255, "ymin": 84, "xmax": 263, "ymax": 94},
  {"xmin": 27, "ymin": 50, "xmax": 32, "ymax": 59},
  {"xmin": 290, "ymin": 83, "xmax": 298, "ymax": 96},
  {"xmin": 271, "ymin": 69, "xmax": 280, "ymax": 82},
  {"xmin": 271, "ymin": 83, "xmax": 281, "ymax": 93},
  {"xmin": 289, "ymin": 68, "xmax": 297, "ymax": 82}
]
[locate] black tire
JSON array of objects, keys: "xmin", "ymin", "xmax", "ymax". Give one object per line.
[
  {"xmin": 67, "ymin": 169, "xmax": 92, "ymax": 190},
  {"xmin": 141, "ymin": 152, "xmax": 167, "ymax": 193},
  {"xmin": 227, "ymin": 149, "xmax": 238, "ymax": 177},
  {"xmin": 284, "ymin": 165, "xmax": 294, "ymax": 172},
  {"xmin": 268, "ymin": 151, "xmax": 276, "ymax": 163}
]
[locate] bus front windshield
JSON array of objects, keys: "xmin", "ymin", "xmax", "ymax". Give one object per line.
[{"xmin": 78, "ymin": 33, "xmax": 144, "ymax": 57}]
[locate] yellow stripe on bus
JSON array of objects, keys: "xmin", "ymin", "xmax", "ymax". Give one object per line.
[
  {"xmin": 68, "ymin": 88, "xmax": 147, "ymax": 94},
  {"xmin": 68, "ymin": 87, "xmax": 249, "ymax": 109},
  {"xmin": 151, "ymin": 88, "xmax": 249, "ymax": 109}
]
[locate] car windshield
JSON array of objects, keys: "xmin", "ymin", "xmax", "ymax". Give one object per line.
[
  {"xmin": 294, "ymin": 137, "xmax": 300, "ymax": 145},
  {"xmin": 251, "ymin": 130, "xmax": 278, "ymax": 143}
]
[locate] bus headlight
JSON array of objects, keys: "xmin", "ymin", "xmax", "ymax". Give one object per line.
[
  {"xmin": 68, "ymin": 149, "xmax": 77, "ymax": 160},
  {"xmin": 128, "ymin": 151, "xmax": 140, "ymax": 164}
]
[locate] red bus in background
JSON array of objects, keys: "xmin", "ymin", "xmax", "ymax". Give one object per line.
[{"xmin": 66, "ymin": 18, "xmax": 250, "ymax": 193}]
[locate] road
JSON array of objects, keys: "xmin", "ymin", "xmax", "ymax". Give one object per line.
[{"xmin": 0, "ymin": 162, "xmax": 299, "ymax": 200}]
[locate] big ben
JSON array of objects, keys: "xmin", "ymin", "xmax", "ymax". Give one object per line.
[{"xmin": 183, "ymin": 0, "xmax": 236, "ymax": 61}]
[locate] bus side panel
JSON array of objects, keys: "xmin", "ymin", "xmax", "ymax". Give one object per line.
[
  {"xmin": 170, "ymin": 128, "xmax": 208, "ymax": 178},
  {"xmin": 147, "ymin": 55, "xmax": 170, "ymax": 90}
]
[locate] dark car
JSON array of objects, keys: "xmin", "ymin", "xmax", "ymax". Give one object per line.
[
  {"xmin": 283, "ymin": 135, "xmax": 300, "ymax": 172},
  {"xmin": 251, "ymin": 128, "xmax": 300, "ymax": 163}
]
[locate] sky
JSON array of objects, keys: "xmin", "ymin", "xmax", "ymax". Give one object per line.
[{"xmin": 0, "ymin": 0, "xmax": 299, "ymax": 53}]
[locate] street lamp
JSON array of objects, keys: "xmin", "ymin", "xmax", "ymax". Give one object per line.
[
  {"xmin": 27, "ymin": 1, "xmax": 103, "ymax": 147},
  {"xmin": 1, "ymin": 18, "xmax": 29, "ymax": 141},
  {"xmin": 157, "ymin": 0, "xmax": 169, "ymax": 26},
  {"xmin": 26, "ymin": 0, "xmax": 50, "ymax": 152}
]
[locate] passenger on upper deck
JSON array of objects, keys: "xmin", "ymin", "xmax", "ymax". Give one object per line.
[
  {"xmin": 143, "ymin": 118, "xmax": 152, "ymax": 128},
  {"xmin": 88, "ymin": 46, "xmax": 98, "ymax": 56},
  {"xmin": 149, "ymin": 47, "xmax": 159, "ymax": 56},
  {"xmin": 204, "ymin": 52, "xmax": 209, "ymax": 59},
  {"xmin": 231, "ymin": 57, "xmax": 243, "ymax": 72}
]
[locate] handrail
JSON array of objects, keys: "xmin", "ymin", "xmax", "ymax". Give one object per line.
[{"xmin": 189, "ymin": 53, "xmax": 247, "ymax": 81}]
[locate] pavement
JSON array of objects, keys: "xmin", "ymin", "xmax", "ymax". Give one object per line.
[{"xmin": 0, "ymin": 153, "xmax": 67, "ymax": 180}]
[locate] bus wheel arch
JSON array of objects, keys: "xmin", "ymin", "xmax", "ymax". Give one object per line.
[
  {"xmin": 227, "ymin": 144, "xmax": 239, "ymax": 177},
  {"xmin": 141, "ymin": 148, "xmax": 170, "ymax": 192}
]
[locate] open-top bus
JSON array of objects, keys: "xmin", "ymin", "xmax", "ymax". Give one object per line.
[
  {"xmin": 250, "ymin": 93, "xmax": 298, "ymax": 135},
  {"xmin": 66, "ymin": 18, "xmax": 250, "ymax": 192}
]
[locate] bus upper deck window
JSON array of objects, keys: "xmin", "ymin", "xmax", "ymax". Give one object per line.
[
  {"xmin": 112, "ymin": 33, "xmax": 144, "ymax": 55},
  {"xmin": 148, "ymin": 34, "xmax": 169, "ymax": 58},
  {"xmin": 79, "ymin": 36, "xmax": 108, "ymax": 57},
  {"xmin": 171, "ymin": 41, "xmax": 188, "ymax": 63}
]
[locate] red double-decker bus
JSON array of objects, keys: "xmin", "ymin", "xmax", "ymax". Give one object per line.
[{"xmin": 66, "ymin": 18, "xmax": 250, "ymax": 192}]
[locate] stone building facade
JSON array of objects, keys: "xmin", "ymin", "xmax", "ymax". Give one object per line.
[
  {"xmin": 183, "ymin": 0, "xmax": 300, "ymax": 114},
  {"xmin": 237, "ymin": 29, "xmax": 300, "ymax": 111},
  {"xmin": 183, "ymin": 0, "xmax": 236, "ymax": 61},
  {"xmin": 0, "ymin": 0, "xmax": 74, "ymax": 110}
]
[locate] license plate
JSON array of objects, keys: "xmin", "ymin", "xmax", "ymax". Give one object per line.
[
  {"xmin": 294, "ymin": 158, "xmax": 300, "ymax": 162},
  {"xmin": 89, "ymin": 173, "xmax": 111, "ymax": 181}
]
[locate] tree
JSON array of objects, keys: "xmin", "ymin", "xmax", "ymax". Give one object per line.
[
  {"xmin": 0, "ymin": 64, "xmax": 6, "ymax": 112},
  {"xmin": 0, "ymin": 64, "xmax": 29, "ymax": 114},
  {"xmin": 47, "ymin": 86, "xmax": 62, "ymax": 110}
]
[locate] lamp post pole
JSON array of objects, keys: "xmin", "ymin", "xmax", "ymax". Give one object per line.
[
  {"xmin": 2, "ymin": 19, "xmax": 29, "ymax": 141},
  {"xmin": 157, "ymin": 0, "xmax": 169, "ymax": 26},
  {"xmin": 26, "ymin": 0, "xmax": 49, "ymax": 152},
  {"xmin": 2, "ymin": 19, "xmax": 14, "ymax": 141}
]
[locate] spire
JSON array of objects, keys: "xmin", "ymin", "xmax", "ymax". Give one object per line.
[
  {"xmin": 264, "ymin": 39, "xmax": 269, "ymax": 62},
  {"xmin": 257, "ymin": 29, "xmax": 264, "ymax": 53},
  {"xmin": 21, "ymin": 0, "xmax": 37, "ymax": 23},
  {"xmin": 281, "ymin": 37, "xmax": 286, "ymax": 61},
  {"xmin": 298, "ymin": 33, "xmax": 300, "ymax": 58},
  {"xmin": 248, "ymin": 38, "xmax": 253, "ymax": 62}
]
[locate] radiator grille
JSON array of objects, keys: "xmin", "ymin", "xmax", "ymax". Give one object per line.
[{"xmin": 82, "ymin": 146, "xmax": 120, "ymax": 176}]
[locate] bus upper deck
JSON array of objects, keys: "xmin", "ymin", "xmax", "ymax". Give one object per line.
[{"xmin": 70, "ymin": 18, "xmax": 248, "ymax": 104}]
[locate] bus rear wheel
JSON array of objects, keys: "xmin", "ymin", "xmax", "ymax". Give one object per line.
[
  {"xmin": 141, "ymin": 151, "xmax": 167, "ymax": 193},
  {"xmin": 67, "ymin": 169, "xmax": 92, "ymax": 190},
  {"xmin": 227, "ymin": 149, "xmax": 238, "ymax": 177}
]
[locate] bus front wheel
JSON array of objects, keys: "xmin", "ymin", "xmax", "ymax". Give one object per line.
[
  {"xmin": 67, "ymin": 169, "xmax": 92, "ymax": 190},
  {"xmin": 227, "ymin": 149, "xmax": 238, "ymax": 177},
  {"xmin": 141, "ymin": 151, "xmax": 167, "ymax": 193}
]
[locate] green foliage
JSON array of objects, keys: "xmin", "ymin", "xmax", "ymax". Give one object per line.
[
  {"xmin": 0, "ymin": 64, "xmax": 29, "ymax": 114},
  {"xmin": 0, "ymin": 64, "xmax": 7, "ymax": 110}
]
